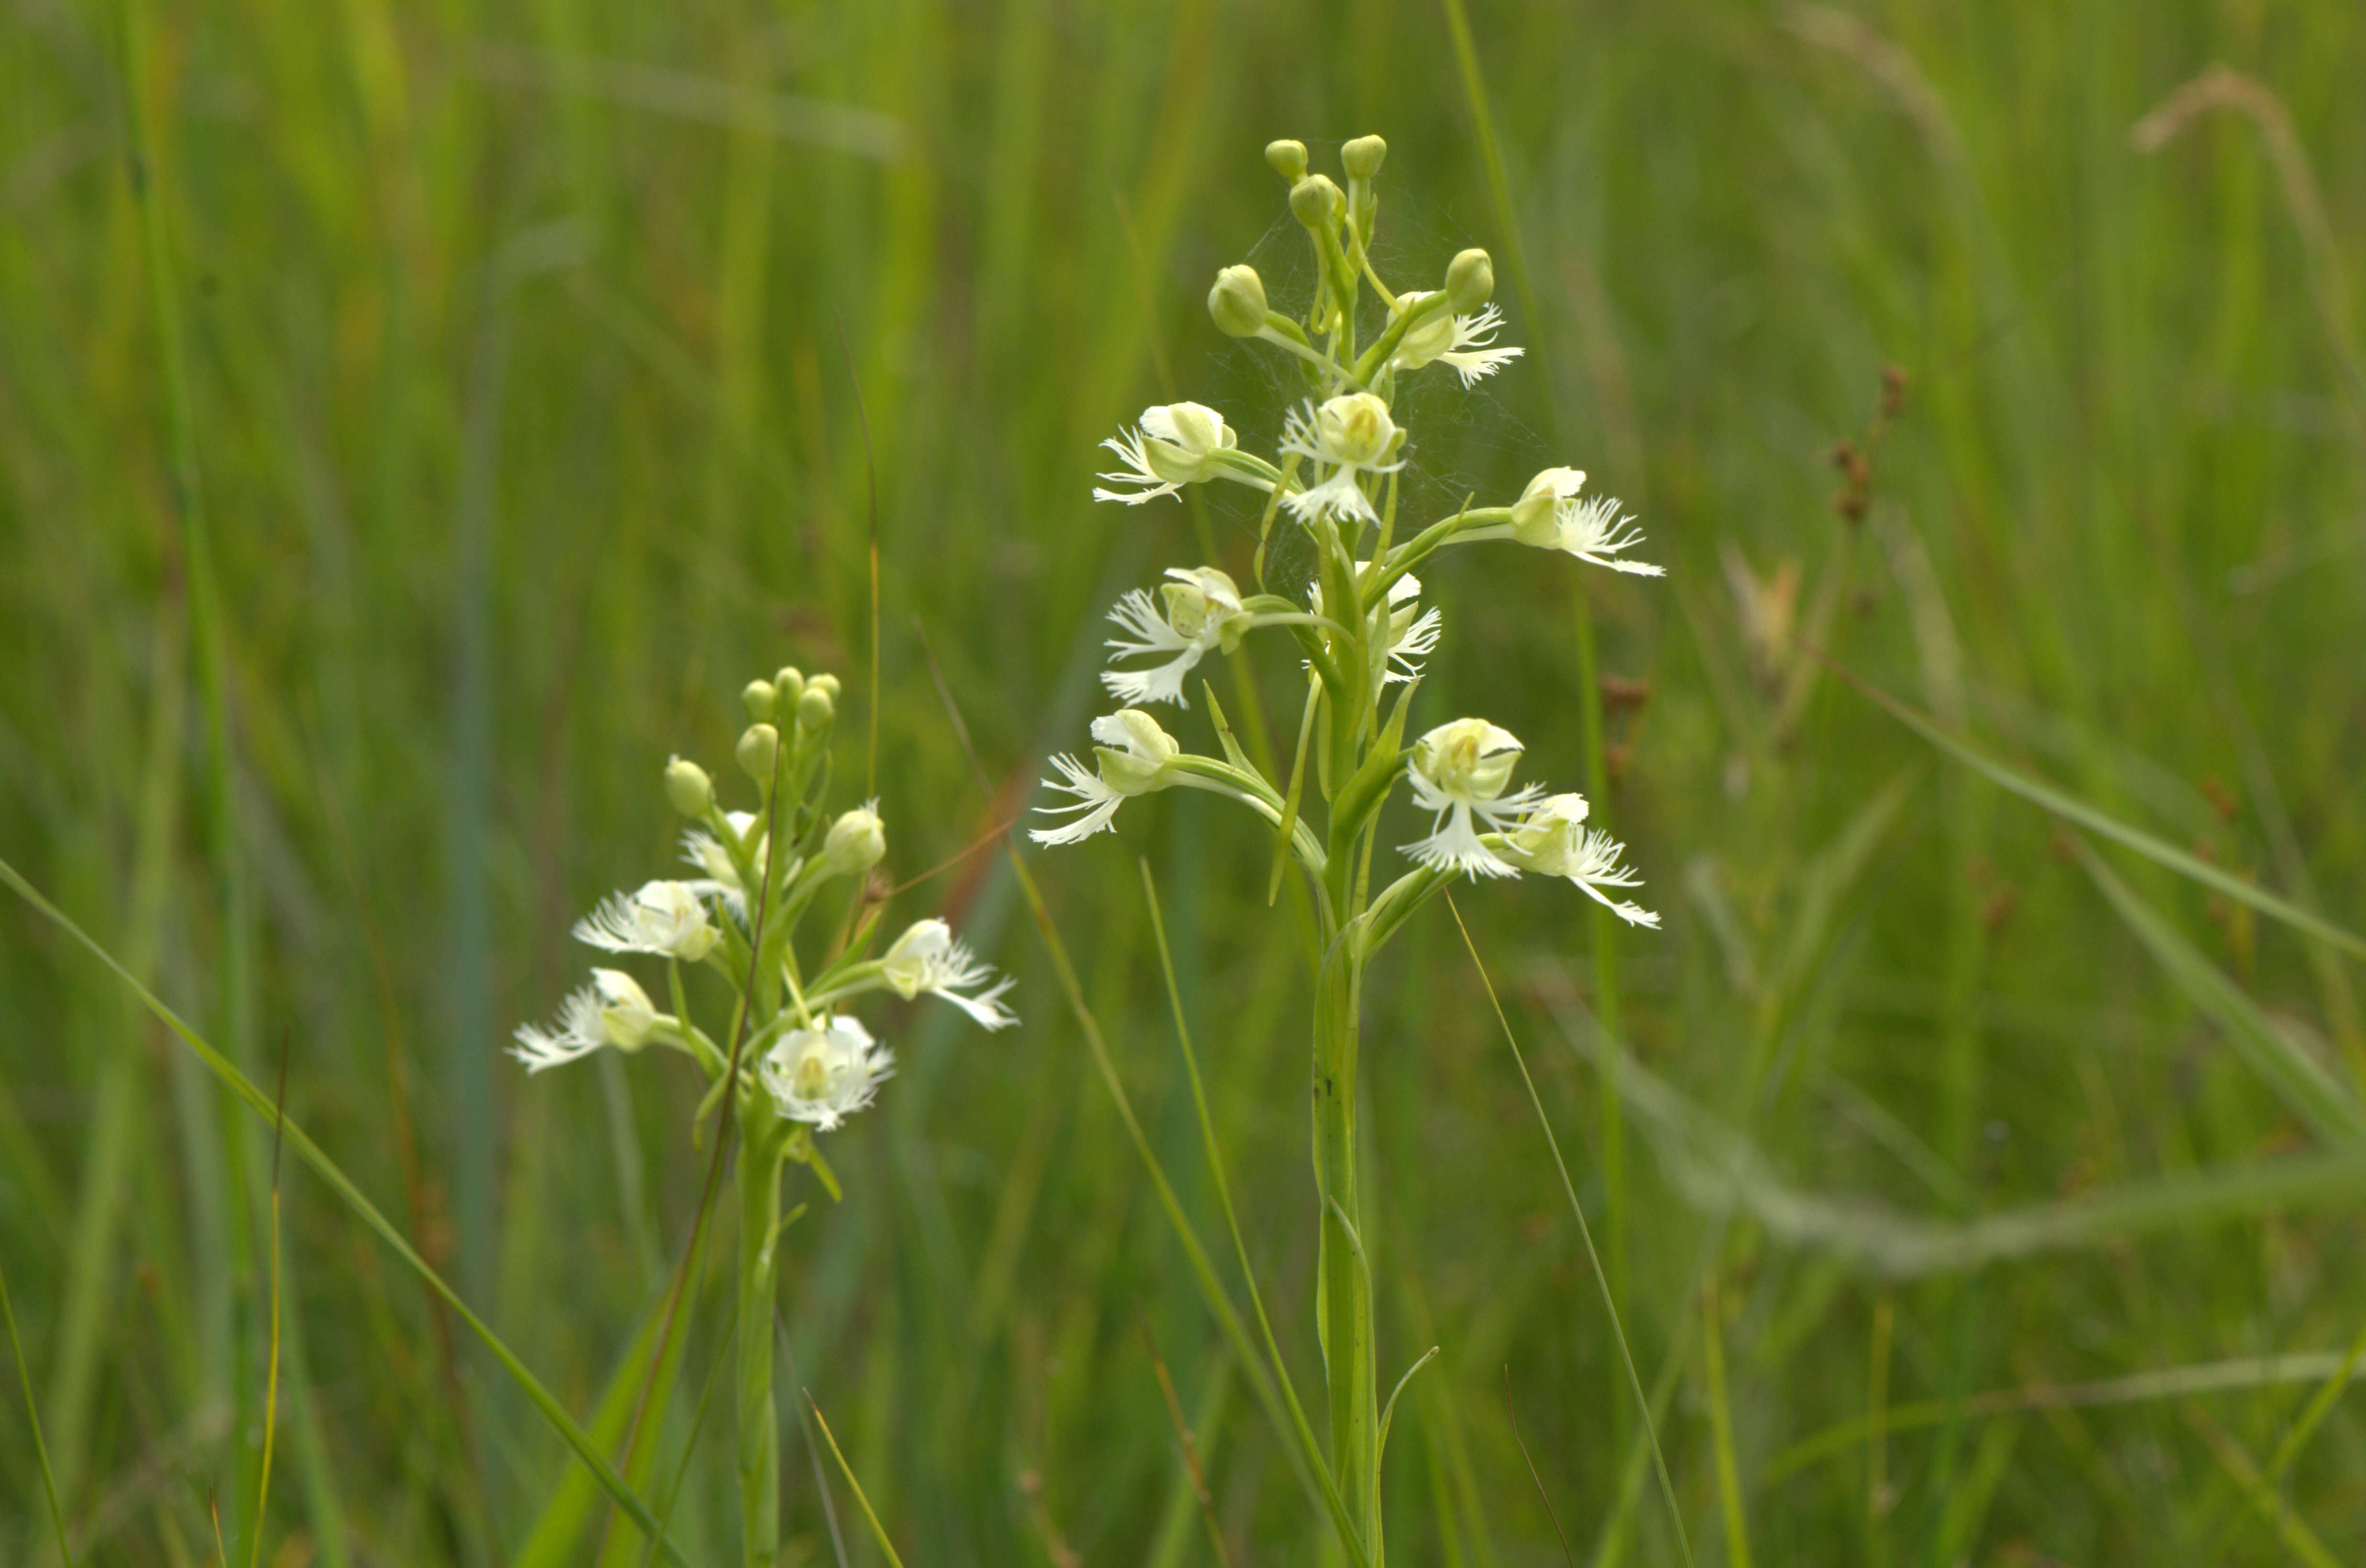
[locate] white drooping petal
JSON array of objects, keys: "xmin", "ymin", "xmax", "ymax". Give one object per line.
[
  {"xmin": 881, "ymin": 919, "xmax": 1019, "ymax": 1031},
  {"xmin": 1549, "ymin": 493, "xmax": 1664, "ymax": 577},
  {"xmin": 1029, "ymin": 753, "xmax": 1128, "ymax": 846},
  {"xmin": 1434, "ymin": 305, "xmax": 1525, "ymax": 387},
  {"xmin": 1093, "ymin": 426, "xmax": 1181, "ymax": 505},
  {"xmin": 572, "ymin": 880, "xmax": 720, "ymax": 960},
  {"xmin": 758, "ymin": 1013, "xmax": 892, "ymax": 1132}
]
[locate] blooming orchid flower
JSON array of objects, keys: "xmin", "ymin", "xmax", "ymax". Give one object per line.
[
  {"xmin": 1389, "ymin": 292, "xmax": 1524, "ymax": 386},
  {"xmin": 1102, "ymin": 566, "xmax": 1256, "ymax": 706},
  {"xmin": 1485, "ymin": 468, "xmax": 1662, "ymax": 576},
  {"xmin": 1402, "ymin": 719, "xmax": 1545, "ymax": 878},
  {"xmin": 572, "ymin": 880, "xmax": 721, "ymax": 961},
  {"xmin": 879, "ymin": 918, "xmax": 1018, "ymax": 1030},
  {"xmin": 1501, "ymin": 794, "xmax": 1659, "ymax": 927},
  {"xmin": 1030, "ymin": 709, "xmax": 1181, "ymax": 846},
  {"xmin": 1280, "ymin": 392, "xmax": 1404, "ymax": 525},
  {"xmin": 759, "ymin": 1013, "xmax": 892, "ymax": 1132},
  {"xmin": 1094, "ymin": 402, "xmax": 1238, "ymax": 505},
  {"xmin": 511, "ymin": 969, "xmax": 664, "ymax": 1072}
]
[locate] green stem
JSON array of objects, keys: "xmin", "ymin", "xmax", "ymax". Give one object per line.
[
  {"xmin": 736, "ymin": 1120, "xmax": 785, "ymax": 1568},
  {"xmin": 1314, "ymin": 945, "xmax": 1379, "ymax": 1560}
]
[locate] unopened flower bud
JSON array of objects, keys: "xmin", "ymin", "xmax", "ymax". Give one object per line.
[
  {"xmin": 1265, "ymin": 139, "xmax": 1308, "ymax": 182},
  {"xmin": 796, "ymin": 684, "xmax": 835, "ymax": 730},
  {"xmin": 774, "ymin": 666, "xmax": 805, "ymax": 702},
  {"xmin": 1208, "ymin": 264, "xmax": 1268, "ymax": 338},
  {"xmin": 808, "ymin": 673, "xmax": 841, "ymax": 700},
  {"xmin": 817, "ymin": 805, "xmax": 886, "ymax": 878},
  {"xmin": 742, "ymin": 679, "xmax": 777, "ymax": 720},
  {"xmin": 1446, "ymin": 248, "xmax": 1495, "ymax": 313},
  {"xmin": 736, "ymin": 723, "xmax": 780, "ymax": 783},
  {"xmin": 1341, "ymin": 134, "xmax": 1387, "ymax": 179},
  {"xmin": 1289, "ymin": 174, "xmax": 1342, "ymax": 231},
  {"xmin": 664, "ymin": 756, "xmax": 714, "ymax": 818}
]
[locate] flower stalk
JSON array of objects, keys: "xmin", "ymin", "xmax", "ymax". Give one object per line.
[
  {"xmin": 1038, "ymin": 135, "xmax": 1665, "ymax": 1561},
  {"xmin": 511, "ymin": 665, "xmax": 1013, "ymax": 1567}
]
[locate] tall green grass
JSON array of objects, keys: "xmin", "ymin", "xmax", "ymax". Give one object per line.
[{"xmin": 4, "ymin": 1, "xmax": 2364, "ymax": 1562}]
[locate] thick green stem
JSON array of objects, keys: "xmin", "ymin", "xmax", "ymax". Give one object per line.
[
  {"xmin": 736, "ymin": 1121, "xmax": 785, "ymax": 1568},
  {"xmin": 1314, "ymin": 946, "xmax": 1379, "ymax": 1559}
]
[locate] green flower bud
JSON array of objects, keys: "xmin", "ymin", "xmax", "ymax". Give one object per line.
[
  {"xmin": 1341, "ymin": 134, "xmax": 1387, "ymax": 179},
  {"xmin": 735, "ymin": 723, "xmax": 780, "ymax": 783},
  {"xmin": 817, "ymin": 805, "xmax": 886, "ymax": 878},
  {"xmin": 1265, "ymin": 139, "xmax": 1308, "ymax": 183},
  {"xmin": 1289, "ymin": 174, "xmax": 1343, "ymax": 231},
  {"xmin": 796, "ymin": 684, "xmax": 835, "ymax": 730},
  {"xmin": 1207, "ymin": 264, "xmax": 1268, "ymax": 338},
  {"xmin": 663, "ymin": 755, "xmax": 715, "ymax": 818},
  {"xmin": 809, "ymin": 672, "xmax": 842, "ymax": 700},
  {"xmin": 742, "ymin": 678, "xmax": 777, "ymax": 720},
  {"xmin": 1446, "ymin": 247, "xmax": 1495, "ymax": 313},
  {"xmin": 774, "ymin": 666, "xmax": 805, "ymax": 701}
]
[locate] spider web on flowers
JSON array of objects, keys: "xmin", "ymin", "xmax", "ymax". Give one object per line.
[{"xmin": 1196, "ymin": 175, "xmax": 1557, "ymax": 606}]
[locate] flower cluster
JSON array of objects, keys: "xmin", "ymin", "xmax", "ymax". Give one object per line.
[
  {"xmin": 1035, "ymin": 133, "xmax": 1660, "ymax": 935},
  {"xmin": 514, "ymin": 666, "xmax": 1015, "ymax": 1147}
]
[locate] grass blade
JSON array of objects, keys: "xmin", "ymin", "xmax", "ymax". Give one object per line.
[
  {"xmin": 1829, "ymin": 659, "xmax": 2366, "ymax": 957},
  {"xmin": 803, "ymin": 1393, "xmax": 906, "ymax": 1568},
  {"xmin": 2076, "ymin": 841, "xmax": 2366, "ymax": 1145},
  {"xmin": 0, "ymin": 1250, "xmax": 74, "ymax": 1567},
  {"xmin": 0, "ymin": 856, "xmax": 694, "ymax": 1568},
  {"xmin": 1447, "ymin": 895, "xmax": 1695, "ymax": 1568}
]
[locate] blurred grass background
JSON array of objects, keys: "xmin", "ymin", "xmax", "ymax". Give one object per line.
[{"xmin": 4, "ymin": 0, "xmax": 2365, "ymax": 1562}]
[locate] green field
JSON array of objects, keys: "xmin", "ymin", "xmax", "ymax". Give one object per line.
[{"xmin": 5, "ymin": 1, "xmax": 2366, "ymax": 1563}]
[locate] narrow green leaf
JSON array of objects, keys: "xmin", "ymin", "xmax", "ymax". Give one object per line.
[
  {"xmin": 2079, "ymin": 842, "xmax": 2366, "ymax": 1145},
  {"xmin": 1834, "ymin": 662, "xmax": 2366, "ymax": 957},
  {"xmin": 0, "ymin": 858, "xmax": 692, "ymax": 1568}
]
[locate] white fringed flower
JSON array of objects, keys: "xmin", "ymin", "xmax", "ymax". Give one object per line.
[
  {"xmin": 1402, "ymin": 719, "xmax": 1544, "ymax": 878},
  {"xmin": 758, "ymin": 1013, "xmax": 892, "ymax": 1132},
  {"xmin": 1310, "ymin": 566, "xmax": 1440, "ymax": 684},
  {"xmin": 1094, "ymin": 402, "xmax": 1238, "ymax": 505},
  {"xmin": 1103, "ymin": 566, "xmax": 1254, "ymax": 706},
  {"xmin": 1279, "ymin": 392, "xmax": 1403, "ymax": 525},
  {"xmin": 880, "ymin": 918, "xmax": 1018, "ymax": 1030},
  {"xmin": 1503, "ymin": 794, "xmax": 1659, "ymax": 927},
  {"xmin": 572, "ymin": 880, "xmax": 720, "ymax": 961},
  {"xmin": 1030, "ymin": 710, "xmax": 1181, "ymax": 846},
  {"xmin": 511, "ymin": 969, "xmax": 661, "ymax": 1073},
  {"xmin": 1505, "ymin": 468, "xmax": 1662, "ymax": 576},
  {"xmin": 1390, "ymin": 292, "xmax": 1523, "ymax": 386}
]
